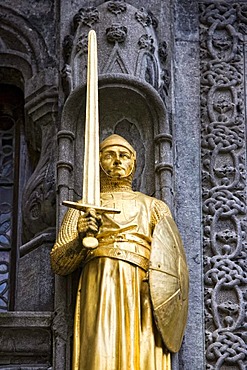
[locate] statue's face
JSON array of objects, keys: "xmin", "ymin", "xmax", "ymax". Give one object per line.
[{"xmin": 100, "ymin": 145, "xmax": 135, "ymax": 178}]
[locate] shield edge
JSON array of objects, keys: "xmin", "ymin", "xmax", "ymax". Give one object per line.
[{"xmin": 149, "ymin": 216, "xmax": 189, "ymax": 353}]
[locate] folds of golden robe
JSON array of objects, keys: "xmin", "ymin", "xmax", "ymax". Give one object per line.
[{"xmin": 51, "ymin": 190, "xmax": 188, "ymax": 370}]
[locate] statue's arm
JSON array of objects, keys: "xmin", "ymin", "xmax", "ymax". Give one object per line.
[
  {"xmin": 151, "ymin": 198, "xmax": 187, "ymax": 261},
  {"xmin": 50, "ymin": 207, "xmax": 86, "ymax": 276},
  {"xmin": 151, "ymin": 198, "xmax": 172, "ymax": 228}
]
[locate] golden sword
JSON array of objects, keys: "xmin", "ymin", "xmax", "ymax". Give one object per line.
[{"xmin": 63, "ymin": 30, "xmax": 120, "ymax": 249}]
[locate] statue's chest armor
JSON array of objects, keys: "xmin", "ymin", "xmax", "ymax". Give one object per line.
[{"xmin": 101, "ymin": 192, "xmax": 138, "ymax": 227}]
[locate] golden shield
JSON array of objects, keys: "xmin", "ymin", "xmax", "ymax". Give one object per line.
[{"xmin": 149, "ymin": 216, "xmax": 189, "ymax": 353}]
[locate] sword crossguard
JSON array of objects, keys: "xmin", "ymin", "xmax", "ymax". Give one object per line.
[
  {"xmin": 62, "ymin": 200, "xmax": 120, "ymax": 214},
  {"xmin": 62, "ymin": 200, "xmax": 121, "ymax": 250}
]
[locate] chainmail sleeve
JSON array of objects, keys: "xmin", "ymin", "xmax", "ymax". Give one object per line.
[
  {"xmin": 151, "ymin": 198, "xmax": 172, "ymax": 231},
  {"xmin": 50, "ymin": 208, "xmax": 86, "ymax": 276}
]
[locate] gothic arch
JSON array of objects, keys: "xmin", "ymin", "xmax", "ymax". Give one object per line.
[
  {"xmin": 0, "ymin": 5, "xmax": 50, "ymax": 76},
  {"xmin": 57, "ymin": 74, "xmax": 173, "ymax": 226}
]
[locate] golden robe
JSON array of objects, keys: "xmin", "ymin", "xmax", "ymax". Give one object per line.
[{"xmin": 51, "ymin": 191, "xmax": 172, "ymax": 370}]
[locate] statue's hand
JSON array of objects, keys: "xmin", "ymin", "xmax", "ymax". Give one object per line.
[{"xmin": 77, "ymin": 208, "xmax": 102, "ymax": 239}]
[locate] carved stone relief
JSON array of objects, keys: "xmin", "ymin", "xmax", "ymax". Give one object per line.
[
  {"xmin": 0, "ymin": 83, "xmax": 24, "ymax": 312},
  {"xmin": 0, "ymin": 7, "xmax": 58, "ymax": 246},
  {"xmin": 60, "ymin": 1, "xmax": 168, "ymax": 102},
  {"xmin": 107, "ymin": 1, "xmax": 127, "ymax": 16},
  {"xmin": 200, "ymin": 3, "xmax": 247, "ymax": 369},
  {"xmin": 22, "ymin": 75, "xmax": 58, "ymax": 244},
  {"xmin": 0, "ymin": 4, "xmax": 57, "ymax": 366},
  {"xmin": 58, "ymin": 1, "xmax": 173, "ymax": 207}
]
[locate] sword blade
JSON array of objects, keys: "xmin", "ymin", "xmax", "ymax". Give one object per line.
[
  {"xmin": 62, "ymin": 30, "xmax": 120, "ymax": 249},
  {"xmin": 82, "ymin": 30, "xmax": 100, "ymax": 207}
]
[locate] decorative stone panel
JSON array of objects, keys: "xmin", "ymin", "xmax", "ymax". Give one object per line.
[
  {"xmin": 61, "ymin": 1, "xmax": 168, "ymax": 103},
  {"xmin": 0, "ymin": 8, "xmax": 58, "ymax": 369},
  {"xmin": 22, "ymin": 68, "xmax": 58, "ymax": 244},
  {"xmin": 15, "ymin": 68, "xmax": 58, "ymax": 312},
  {"xmin": 200, "ymin": 3, "xmax": 247, "ymax": 369},
  {"xmin": 0, "ymin": 312, "xmax": 52, "ymax": 367}
]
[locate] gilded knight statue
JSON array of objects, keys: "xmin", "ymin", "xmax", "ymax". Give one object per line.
[{"xmin": 50, "ymin": 134, "xmax": 189, "ymax": 370}]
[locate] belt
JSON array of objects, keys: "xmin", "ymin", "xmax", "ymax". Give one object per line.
[
  {"xmin": 98, "ymin": 233, "xmax": 151, "ymax": 250},
  {"xmin": 84, "ymin": 246, "xmax": 150, "ymax": 271}
]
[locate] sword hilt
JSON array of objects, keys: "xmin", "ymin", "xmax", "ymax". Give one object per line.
[
  {"xmin": 81, "ymin": 207, "xmax": 99, "ymax": 250},
  {"xmin": 62, "ymin": 200, "xmax": 121, "ymax": 250}
]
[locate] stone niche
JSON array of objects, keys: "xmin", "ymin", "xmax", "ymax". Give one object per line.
[
  {"xmin": 54, "ymin": 2, "xmax": 174, "ymax": 369},
  {"xmin": 59, "ymin": 1, "xmax": 173, "ymax": 211}
]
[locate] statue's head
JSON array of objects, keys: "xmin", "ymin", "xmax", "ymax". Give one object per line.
[{"xmin": 99, "ymin": 134, "xmax": 136, "ymax": 190}]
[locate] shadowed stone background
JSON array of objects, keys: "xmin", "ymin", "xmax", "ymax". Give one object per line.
[{"xmin": 0, "ymin": 0, "xmax": 246, "ymax": 369}]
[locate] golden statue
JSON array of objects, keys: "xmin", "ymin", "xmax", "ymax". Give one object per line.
[{"xmin": 50, "ymin": 31, "xmax": 189, "ymax": 370}]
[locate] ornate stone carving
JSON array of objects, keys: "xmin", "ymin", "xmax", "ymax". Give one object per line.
[
  {"xmin": 135, "ymin": 8, "xmax": 158, "ymax": 29},
  {"xmin": 61, "ymin": 2, "xmax": 166, "ymax": 100},
  {"xmin": 138, "ymin": 34, "xmax": 155, "ymax": 53},
  {"xmin": 61, "ymin": 64, "xmax": 72, "ymax": 98},
  {"xmin": 158, "ymin": 41, "xmax": 168, "ymax": 64},
  {"xmin": 73, "ymin": 7, "xmax": 99, "ymax": 30},
  {"xmin": 158, "ymin": 42, "xmax": 170, "ymax": 100},
  {"xmin": 107, "ymin": 1, "xmax": 127, "ymax": 16},
  {"xmin": 23, "ymin": 84, "xmax": 58, "ymax": 243},
  {"xmin": 200, "ymin": 3, "xmax": 247, "ymax": 369},
  {"xmin": 135, "ymin": 8, "xmax": 152, "ymax": 27},
  {"xmin": 0, "ymin": 260, "xmax": 9, "ymax": 311},
  {"xmin": 76, "ymin": 33, "xmax": 88, "ymax": 54},
  {"xmin": 135, "ymin": 33, "xmax": 159, "ymax": 88},
  {"xmin": 22, "ymin": 123, "xmax": 56, "ymax": 243},
  {"xmin": 61, "ymin": 34, "xmax": 76, "ymax": 96},
  {"xmin": 148, "ymin": 10, "xmax": 158, "ymax": 29},
  {"xmin": 0, "ymin": 123, "xmax": 13, "ymax": 310},
  {"xmin": 106, "ymin": 23, "xmax": 127, "ymax": 43},
  {"xmin": 159, "ymin": 69, "xmax": 170, "ymax": 98},
  {"xmin": 63, "ymin": 35, "xmax": 74, "ymax": 64}
]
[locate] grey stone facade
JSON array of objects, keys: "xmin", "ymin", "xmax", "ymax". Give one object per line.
[{"xmin": 1, "ymin": 0, "xmax": 247, "ymax": 369}]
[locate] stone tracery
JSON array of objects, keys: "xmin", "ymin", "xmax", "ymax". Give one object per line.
[{"xmin": 200, "ymin": 2, "xmax": 247, "ymax": 369}]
